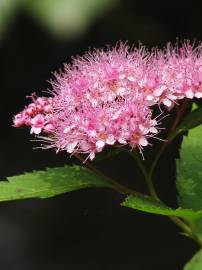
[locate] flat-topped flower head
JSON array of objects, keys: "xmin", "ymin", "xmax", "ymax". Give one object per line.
[
  {"xmin": 46, "ymin": 97, "xmax": 158, "ymax": 160},
  {"xmin": 13, "ymin": 41, "xmax": 202, "ymax": 160},
  {"xmin": 154, "ymin": 42, "xmax": 202, "ymax": 103}
]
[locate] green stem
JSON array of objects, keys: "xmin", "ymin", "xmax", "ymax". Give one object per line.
[
  {"xmin": 126, "ymin": 150, "xmax": 148, "ymax": 180},
  {"xmin": 145, "ymin": 172, "xmax": 202, "ymax": 246},
  {"xmin": 74, "ymin": 153, "xmax": 144, "ymax": 197},
  {"xmin": 126, "ymin": 151, "xmax": 202, "ymax": 246},
  {"xmin": 188, "ymin": 222, "xmax": 202, "ymax": 248},
  {"xmin": 144, "ymin": 174, "xmax": 159, "ymax": 201},
  {"xmin": 149, "ymin": 99, "xmax": 190, "ymax": 178},
  {"xmin": 126, "ymin": 149, "xmax": 159, "ymax": 200},
  {"xmin": 169, "ymin": 217, "xmax": 202, "ymax": 248}
]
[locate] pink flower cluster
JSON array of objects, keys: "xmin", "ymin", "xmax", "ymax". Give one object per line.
[
  {"xmin": 13, "ymin": 42, "xmax": 202, "ymax": 160},
  {"xmin": 13, "ymin": 94, "xmax": 54, "ymax": 134}
]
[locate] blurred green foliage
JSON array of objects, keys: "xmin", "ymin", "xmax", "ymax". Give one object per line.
[
  {"xmin": 0, "ymin": 0, "xmax": 21, "ymax": 39},
  {"xmin": 0, "ymin": 0, "xmax": 119, "ymax": 40}
]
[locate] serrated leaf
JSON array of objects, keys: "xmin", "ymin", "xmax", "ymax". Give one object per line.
[
  {"xmin": 177, "ymin": 125, "xmax": 202, "ymax": 211},
  {"xmin": 177, "ymin": 107, "xmax": 202, "ymax": 133},
  {"xmin": 176, "ymin": 125, "xmax": 202, "ymax": 239},
  {"xmin": 184, "ymin": 250, "xmax": 202, "ymax": 270},
  {"xmin": 122, "ymin": 195, "xmax": 202, "ymax": 218},
  {"xmin": 0, "ymin": 166, "xmax": 112, "ymax": 202}
]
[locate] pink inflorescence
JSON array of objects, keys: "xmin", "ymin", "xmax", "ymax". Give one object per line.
[
  {"xmin": 13, "ymin": 93, "xmax": 54, "ymax": 134},
  {"xmin": 13, "ymin": 42, "xmax": 202, "ymax": 160}
]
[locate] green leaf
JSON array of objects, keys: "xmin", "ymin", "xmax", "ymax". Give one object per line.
[
  {"xmin": 191, "ymin": 103, "xmax": 199, "ymax": 111},
  {"xmin": 177, "ymin": 107, "xmax": 202, "ymax": 133},
  {"xmin": 184, "ymin": 250, "xmax": 202, "ymax": 270},
  {"xmin": 177, "ymin": 125, "xmax": 202, "ymax": 211},
  {"xmin": 0, "ymin": 166, "xmax": 112, "ymax": 202},
  {"xmin": 194, "ymin": 99, "xmax": 202, "ymax": 109},
  {"xmin": 176, "ymin": 125, "xmax": 202, "ymax": 239},
  {"xmin": 122, "ymin": 195, "xmax": 202, "ymax": 218}
]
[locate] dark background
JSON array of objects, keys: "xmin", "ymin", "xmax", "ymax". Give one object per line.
[{"xmin": 0, "ymin": 0, "xmax": 201, "ymax": 269}]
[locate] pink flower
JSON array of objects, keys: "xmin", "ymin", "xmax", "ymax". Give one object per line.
[
  {"xmin": 13, "ymin": 113, "xmax": 27, "ymax": 127},
  {"xmin": 13, "ymin": 94, "xmax": 54, "ymax": 134},
  {"xmin": 30, "ymin": 114, "xmax": 45, "ymax": 134},
  {"xmin": 13, "ymin": 41, "xmax": 202, "ymax": 160}
]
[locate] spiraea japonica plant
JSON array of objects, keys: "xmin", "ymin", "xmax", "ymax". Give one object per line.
[{"xmin": 6, "ymin": 41, "xmax": 202, "ymax": 269}]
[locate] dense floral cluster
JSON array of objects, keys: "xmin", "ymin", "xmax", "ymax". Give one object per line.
[
  {"xmin": 14, "ymin": 94, "xmax": 54, "ymax": 134},
  {"xmin": 13, "ymin": 42, "xmax": 202, "ymax": 160}
]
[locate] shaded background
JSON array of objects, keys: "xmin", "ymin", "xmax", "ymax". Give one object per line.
[{"xmin": 1, "ymin": 0, "xmax": 202, "ymax": 269}]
